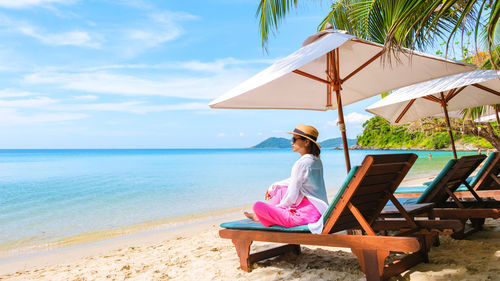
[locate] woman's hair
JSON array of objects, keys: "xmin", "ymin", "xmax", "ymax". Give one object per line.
[{"xmin": 304, "ymin": 138, "xmax": 321, "ymax": 157}]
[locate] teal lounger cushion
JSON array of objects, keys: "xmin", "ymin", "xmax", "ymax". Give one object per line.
[
  {"xmin": 393, "ymin": 186, "xmax": 428, "ymax": 194},
  {"xmin": 422, "ymin": 181, "xmax": 469, "ymax": 191},
  {"xmin": 220, "ymin": 219, "xmax": 310, "ymax": 232}
]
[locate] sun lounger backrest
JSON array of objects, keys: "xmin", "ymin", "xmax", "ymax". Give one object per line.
[
  {"xmin": 415, "ymin": 159, "xmax": 457, "ymax": 203},
  {"xmin": 474, "ymin": 152, "xmax": 500, "ymax": 190},
  {"xmin": 417, "ymin": 155, "xmax": 486, "ymax": 204},
  {"xmin": 323, "ymin": 153, "xmax": 417, "ymax": 234},
  {"xmin": 470, "ymin": 152, "xmax": 500, "ymax": 187}
]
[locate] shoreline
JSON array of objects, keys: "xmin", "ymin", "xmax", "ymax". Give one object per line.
[
  {"xmin": 0, "ymin": 205, "xmax": 253, "ymax": 266},
  {"xmin": 0, "ymin": 207, "xmax": 249, "ymax": 275},
  {"xmin": 0, "ymin": 174, "xmax": 435, "ymax": 276}
]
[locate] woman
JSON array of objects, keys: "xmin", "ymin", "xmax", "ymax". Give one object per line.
[{"xmin": 244, "ymin": 124, "xmax": 329, "ymax": 234}]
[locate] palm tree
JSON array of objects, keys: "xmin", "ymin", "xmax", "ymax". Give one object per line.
[{"xmin": 257, "ymin": 0, "xmax": 499, "ymax": 60}]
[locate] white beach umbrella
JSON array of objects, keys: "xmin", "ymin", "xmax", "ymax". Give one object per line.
[
  {"xmin": 476, "ymin": 113, "xmax": 498, "ymax": 122},
  {"xmin": 209, "ymin": 29, "xmax": 475, "ymax": 171},
  {"xmin": 366, "ymin": 69, "xmax": 500, "ymax": 159}
]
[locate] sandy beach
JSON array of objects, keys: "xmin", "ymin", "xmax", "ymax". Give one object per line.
[
  {"xmin": 1, "ymin": 175, "xmax": 499, "ymax": 281},
  {"xmin": 1, "ymin": 214, "xmax": 499, "ymax": 281}
]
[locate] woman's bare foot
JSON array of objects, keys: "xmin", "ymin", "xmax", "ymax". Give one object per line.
[{"xmin": 244, "ymin": 211, "xmax": 259, "ymax": 222}]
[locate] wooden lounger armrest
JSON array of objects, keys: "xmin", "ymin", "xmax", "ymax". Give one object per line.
[
  {"xmin": 372, "ymin": 219, "xmax": 463, "ymax": 232},
  {"xmin": 422, "ymin": 208, "xmax": 500, "ymax": 219},
  {"xmin": 219, "ymin": 229, "xmax": 421, "ymax": 253}
]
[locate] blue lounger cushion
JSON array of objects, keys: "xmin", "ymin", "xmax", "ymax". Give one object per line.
[{"xmin": 220, "ymin": 219, "xmax": 310, "ymax": 232}]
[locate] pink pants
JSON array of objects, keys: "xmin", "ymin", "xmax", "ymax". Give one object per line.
[{"xmin": 253, "ymin": 186, "xmax": 321, "ymax": 227}]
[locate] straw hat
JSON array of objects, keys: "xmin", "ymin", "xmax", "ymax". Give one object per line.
[{"xmin": 287, "ymin": 124, "xmax": 321, "ymax": 148}]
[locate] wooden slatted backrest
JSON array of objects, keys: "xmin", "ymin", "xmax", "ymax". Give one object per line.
[
  {"xmin": 322, "ymin": 153, "xmax": 418, "ymax": 234},
  {"xmin": 475, "ymin": 152, "xmax": 500, "ymax": 191},
  {"xmin": 419, "ymin": 154, "xmax": 486, "ymax": 205}
]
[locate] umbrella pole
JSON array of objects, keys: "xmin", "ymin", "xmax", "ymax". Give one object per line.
[
  {"xmin": 440, "ymin": 92, "xmax": 457, "ymax": 159},
  {"xmin": 329, "ymin": 50, "xmax": 351, "ymax": 172},
  {"xmin": 336, "ymin": 90, "xmax": 351, "ymax": 171},
  {"xmin": 495, "ymin": 105, "xmax": 500, "ymax": 131}
]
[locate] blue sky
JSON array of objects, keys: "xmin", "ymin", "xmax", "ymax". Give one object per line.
[{"xmin": 0, "ymin": 0, "xmax": 420, "ymax": 148}]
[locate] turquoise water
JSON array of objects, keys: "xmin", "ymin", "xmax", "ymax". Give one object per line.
[{"xmin": 0, "ymin": 149, "xmax": 476, "ymax": 250}]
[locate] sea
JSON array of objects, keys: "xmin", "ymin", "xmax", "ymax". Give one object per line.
[{"xmin": 0, "ymin": 149, "xmax": 477, "ymax": 258}]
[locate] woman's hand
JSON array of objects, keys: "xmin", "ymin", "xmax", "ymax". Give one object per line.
[{"xmin": 265, "ymin": 190, "xmax": 272, "ymax": 200}]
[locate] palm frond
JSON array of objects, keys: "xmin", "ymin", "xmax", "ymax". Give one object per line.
[{"xmin": 257, "ymin": 0, "xmax": 299, "ymax": 48}]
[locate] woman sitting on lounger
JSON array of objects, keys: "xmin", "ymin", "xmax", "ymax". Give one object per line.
[{"xmin": 245, "ymin": 124, "xmax": 329, "ymax": 234}]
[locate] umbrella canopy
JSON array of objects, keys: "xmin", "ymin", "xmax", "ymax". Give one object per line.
[
  {"xmin": 476, "ymin": 114, "xmax": 498, "ymax": 122},
  {"xmin": 366, "ymin": 69, "xmax": 500, "ymax": 158},
  {"xmin": 210, "ymin": 31, "xmax": 474, "ymax": 110},
  {"xmin": 209, "ymin": 30, "xmax": 475, "ymax": 171}
]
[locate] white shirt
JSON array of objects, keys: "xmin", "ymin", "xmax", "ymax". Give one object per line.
[{"xmin": 269, "ymin": 154, "xmax": 329, "ymax": 234}]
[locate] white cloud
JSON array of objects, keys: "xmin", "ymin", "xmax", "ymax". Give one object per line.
[
  {"xmin": 24, "ymin": 69, "xmax": 252, "ymax": 99},
  {"xmin": 175, "ymin": 58, "xmax": 274, "ymax": 73},
  {"xmin": 122, "ymin": 11, "xmax": 198, "ymax": 52},
  {"xmin": 72, "ymin": 95, "xmax": 99, "ymax": 101},
  {"xmin": 0, "ymin": 15, "xmax": 100, "ymax": 48},
  {"xmin": 257, "ymin": 132, "xmax": 263, "ymax": 136},
  {"xmin": 329, "ymin": 112, "xmax": 372, "ymax": 125},
  {"xmin": 54, "ymin": 101, "xmax": 208, "ymax": 114},
  {"xmin": 0, "ymin": 93, "xmax": 208, "ymax": 114},
  {"xmin": 217, "ymin": 133, "xmax": 225, "ymax": 137},
  {"xmin": 82, "ymin": 57, "xmax": 275, "ymax": 73},
  {"xmin": 0, "ymin": 89, "xmax": 37, "ymax": 98},
  {"xmin": 18, "ymin": 26, "xmax": 99, "ymax": 48},
  {"xmin": 239, "ymin": 132, "xmax": 244, "ymax": 137},
  {"xmin": 0, "ymin": 0, "xmax": 74, "ymax": 8},
  {"xmin": 0, "ymin": 97, "xmax": 58, "ymax": 108},
  {"xmin": 0, "ymin": 108, "xmax": 86, "ymax": 125}
]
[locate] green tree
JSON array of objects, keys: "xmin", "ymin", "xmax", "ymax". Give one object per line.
[{"xmin": 257, "ymin": 0, "xmax": 500, "ymax": 62}]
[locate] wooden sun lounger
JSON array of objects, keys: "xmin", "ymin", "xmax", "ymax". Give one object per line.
[
  {"xmin": 394, "ymin": 155, "xmax": 500, "ymax": 238},
  {"xmin": 219, "ymin": 154, "xmax": 462, "ymax": 281}
]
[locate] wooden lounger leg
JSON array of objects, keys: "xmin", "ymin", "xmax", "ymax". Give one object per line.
[
  {"xmin": 351, "ymin": 248, "xmax": 389, "ymax": 281},
  {"xmin": 420, "ymin": 234, "xmax": 431, "ymax": 263},
  {"xmin": 470, "ymin": 218, "xmax": 485, "ymax": 231},
  {"xmin": 231, "ymin": 240, "xmax": 301, "ymax": 272},
  {"xmin": 452, "ymin": 218, "xmax": 486, "ymax": 239},
  {"xmin": 450, "ymin": 219, "xmax": 467, "ymax": 239},
  {"xmin": 351, "ymin": 235, "xmax": 430, "ymax": 280},
  {"xmin": 232, "ymin": 239, "xmax": 252, "ymax": 272},
  {"xmin": 427, "ymin": 210, "xmax": 440, "ymax": 247}
]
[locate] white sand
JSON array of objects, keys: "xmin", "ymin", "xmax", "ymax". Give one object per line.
[{"xmin": 1, "ymin": 210, "xmax": 499, "ymax": 281}]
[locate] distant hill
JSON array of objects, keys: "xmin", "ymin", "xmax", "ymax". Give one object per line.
[
  {"xmin": 319, "ymin": 138, "xmax": 357, "ymax": 148},
  {"xmin": 252, "ymin": 137, "xmax": 357, "ymax": 148},
  {"xmin": 252, "ymin": 137, "xmax": 291, "ymax": 148}
]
